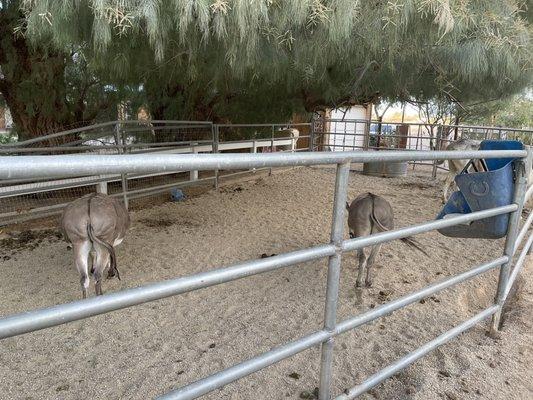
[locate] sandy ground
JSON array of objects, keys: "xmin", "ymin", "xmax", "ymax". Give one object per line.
[{"xmin": 0, "ymin": 165, "xmax": 531, "ymax": 400}]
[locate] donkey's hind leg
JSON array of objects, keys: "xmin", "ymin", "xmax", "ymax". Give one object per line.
[
  {"xmin": 74, "ymin": 241, "xmax": 91, "ymax": 299},
  {"xmin": 93, "ymin": 243, "xmax": 110, "ymax": 296},
  {"xmin": 365, "ymin": 244, "xmax": 382, "ymax": 287},
  {"xmin": 356, "ymin": 248, "xmax": 368, "ymax": 288}
]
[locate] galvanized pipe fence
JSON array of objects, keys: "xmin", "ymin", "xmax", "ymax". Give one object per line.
[
  {"xmin": 0, "ymin": 148, "xmax": 532, "ymax": 399},
  {"xmin": 313, "ymin": 118, "xmax": 533, "ymax": 177},
  {"xmin": 1, "ymin": 118, "xmax": 532, "ymax": 226},
  {"xmin": 0, "ymin": 120, "xmax": 310, "ymax": 225},
  {"xmin": 314, "ymin": 118, "xmax": 533, "ymax": 152}
]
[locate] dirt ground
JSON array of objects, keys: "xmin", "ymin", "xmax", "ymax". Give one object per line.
[{"xmin": 0, "ymin": 165, "xmax": 531, "ymax": 400}]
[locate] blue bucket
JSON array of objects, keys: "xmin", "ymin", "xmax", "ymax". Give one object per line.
[
  {"xmin": 436, "ymin": 140, "xmax": 523, "ymax": 239},
  {"xmin": 170, "ymin": 188, "xmax": 186, "ymax": 202}
]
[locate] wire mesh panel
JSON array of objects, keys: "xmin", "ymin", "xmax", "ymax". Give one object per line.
[
  {"xmin": 0, "ymin": 120, "xmax": 312, "ymax": 227},
  {"xmin": 0, "ymin": 121, "xmax": 213, "ymax": 227},
  {"xmin": 321, "ymin": 119, "xmax": 437, "ymax": 152},
  {"xmin": 313, "ymin": 118, "xmax": 533, "ymax": 175},
  {"xmin": 118, "ymin": 121, "xmax": 214, "ymax": 210}
]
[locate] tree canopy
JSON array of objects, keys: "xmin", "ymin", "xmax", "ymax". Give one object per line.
[
  {"xmin": 462, "ymin": 92, "xmax": 533, "ymax": 128},
  {"xmin": 1, "ymin": 0, "xmax": 531, "ymax": 136},
  {"xmin": 0, "ymin": 1, "xmax": 125, "ymax": 140}
]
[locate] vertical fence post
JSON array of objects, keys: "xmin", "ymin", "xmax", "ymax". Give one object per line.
[
  {"xmin": 291, "ymin": 132, "xmax": 296, "ymax": 152},
  {"xmin": 527, "ymin": 146, "xmax": 533, "ymax": 256},
  {"xmin": 96, "ymin": 180, "xmax": 108, "ymax": 195},
  {"xmin": 190, "ymin": 144, "xmax": 199, "ymax": 181},
  {"xmin": 342, "ymin": 121, "xmax": 347, "ymax": 151},
  {"xmin": 353, "ymin": 121, "xmax": 358, "ymax": 150},
  {"xmin": 251, "ymin": 139, "xmax": 258, "ymax": 172},
  {"xmin": 309, "ymin": 119, "xmax": 316, "ymax": 152},
  {"xmin": 363, "ymin": 120, "xmax": 370, "ymax": 151},
  {"xmin": 376, "ymin": 116, "xmax": 383, "ymax": 149},
  {"xmin": 213, "ymin": 124, "xmax": 219, "ymax": 189},
  {"xmin": 269, "ymin": 125, "xmax": 275, "ymax": 176},
  {"xmin": 490, "ymin": 149, "xmax": 531, "ymax": 335},
  {"xmin": 318, "ymin": 161, "xmax": 350, "ymax": 400},
  {"xmin": 120, "ymin": 174, "xmax": 129, "ymax": 210},
  {"xmin": 114, "ymin": 121, "xmax": 129, "ymax": 210},
  {"xmin": 95, "ymin": 147, "xmax": 108, "ymax": 195},
  {"xmin": 412, "ymin": 125, "xmax": 421, "ymax": 170},
  {"xmin": 431, "ymin": 125, "xmax": 441, "ymax": 179}
]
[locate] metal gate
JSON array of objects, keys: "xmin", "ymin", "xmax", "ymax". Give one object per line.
[{"xmin": 0, "ymin": 147, "xmax": 531, "ymax": 399}]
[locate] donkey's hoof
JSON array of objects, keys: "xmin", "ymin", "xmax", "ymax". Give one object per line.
[
  {"xmin": 365, "ymin": 281, "xmax": 373, "ymax": 288},
  {"xmin": 355, "ymin": 281, "xmax": 363, "ymax": 288}
]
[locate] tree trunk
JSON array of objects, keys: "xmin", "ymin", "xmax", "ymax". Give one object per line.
[
  {"xmin": 376, "ymin": 116, "xmax": 383, "ymax": 148},
  {"xmin": 0, "ymin": 3, "xmax": 75, "ymax": 144}
]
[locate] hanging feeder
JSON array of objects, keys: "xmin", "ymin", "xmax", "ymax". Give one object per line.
[{"xmin": 436, "ymin": 140, "xmax": 524, "ymax": 239}]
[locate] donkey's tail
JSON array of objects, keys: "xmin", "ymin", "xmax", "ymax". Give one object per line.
[
  {"xmin": 369, "ymin": 193, "xmax": 428, "ymax": 257},
  {"xmin": 400, "ymin": 237, "xmax": 429, "ymax": 257},
  {"xmin": 369, "ymin": 195, "xmax": 389, "ymax": 232},
  {"xmin": 87, "ymin": 224, "xmax": 121, "ymax": 280},
  {"xmin": 86, "ymin": 195, "xmax": 121, "ymax": 280}
]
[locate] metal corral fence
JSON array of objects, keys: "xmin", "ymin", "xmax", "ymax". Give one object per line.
[
  {"xmin": 0, "ymin": 148, "xmax": 532, "ymax": 399},
  {"xmin": 0, "ymin": 120, "xmax": 309, "ymax": 226},
  {"xmin": 312, "ymin": 118, "xmax": 533, "ymax": 152},
  {"xmin": 1, "ymin": 118, "xmax": 531, "ymax": 227},
  {"xmin": 312, "ymin": 118, "xmax": 533, "ymax": 173}
]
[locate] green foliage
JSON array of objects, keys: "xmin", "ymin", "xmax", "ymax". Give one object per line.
[
  {"xmin": 10, "ymin": 0, "xmax": 533, "ymax": 125},
  {"xmin": 462, "ymin": 94, "xmax": 533, "ymax": 129},
  {"xmin": 0, "ymin": 0, "xmax": 126, "ymax": 138},
  {"xmin": 0, "ymin": 132, "xmax": 17, "ymax": 144}
]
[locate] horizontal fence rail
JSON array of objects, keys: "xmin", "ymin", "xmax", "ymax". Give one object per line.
[
  {"xmin": 1, "ymin": 126, "xmax": 532, "ymax": 399},
  {"xmin": 320, "ymin": 118, "xmax": 533, "ymax": 133},
  {"xmin": 0, "ymin": 244, "xmax": 335, "ymax": 339},
  {"xmin": 2, "ymin": 118, "xmax": 531, "ymax": 226},
  {"xmin": 335, "ymin": 306, "xmax": 500, "ymax": 400},
  {"xmin": 0, "ymin": 150, "xmax": 526, "ymax": 180},
  {"xmin": 0, "ymin": 204, "xmax": 515, "ymax": 340},
  {"xmin": 160, "ymin": 257, "xmax": 506, "ymax": 400}
]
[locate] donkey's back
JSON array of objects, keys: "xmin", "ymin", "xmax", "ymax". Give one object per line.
[
  {"xmin": 347, "ymin": 192, "xmax": 394, "ymax": 237},
  {"xmin": 61, "ymin": 194, "xmax": 129, "ymax": 245}
]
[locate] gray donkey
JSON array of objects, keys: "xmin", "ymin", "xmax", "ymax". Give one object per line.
[
  {"xmin": 60, "ymin": 193, "xmax": 130, "ymax": 298},
  {"xmin": 347, "ymin": 193, "xmax": 427, "ymax": 288}
]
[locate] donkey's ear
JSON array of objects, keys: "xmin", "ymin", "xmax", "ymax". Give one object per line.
[{"xmin": 345, "ymin": 202, "xmax": 350, "ymax": 211}]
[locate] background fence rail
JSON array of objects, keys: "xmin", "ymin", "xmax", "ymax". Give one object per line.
[
  {"xmin": 2, "ymin": 119, "xmax": 532, "ymax": 227},
  {"xmin": 0, "ymin": 121, "xmax": 308, "ymax": 226}
]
